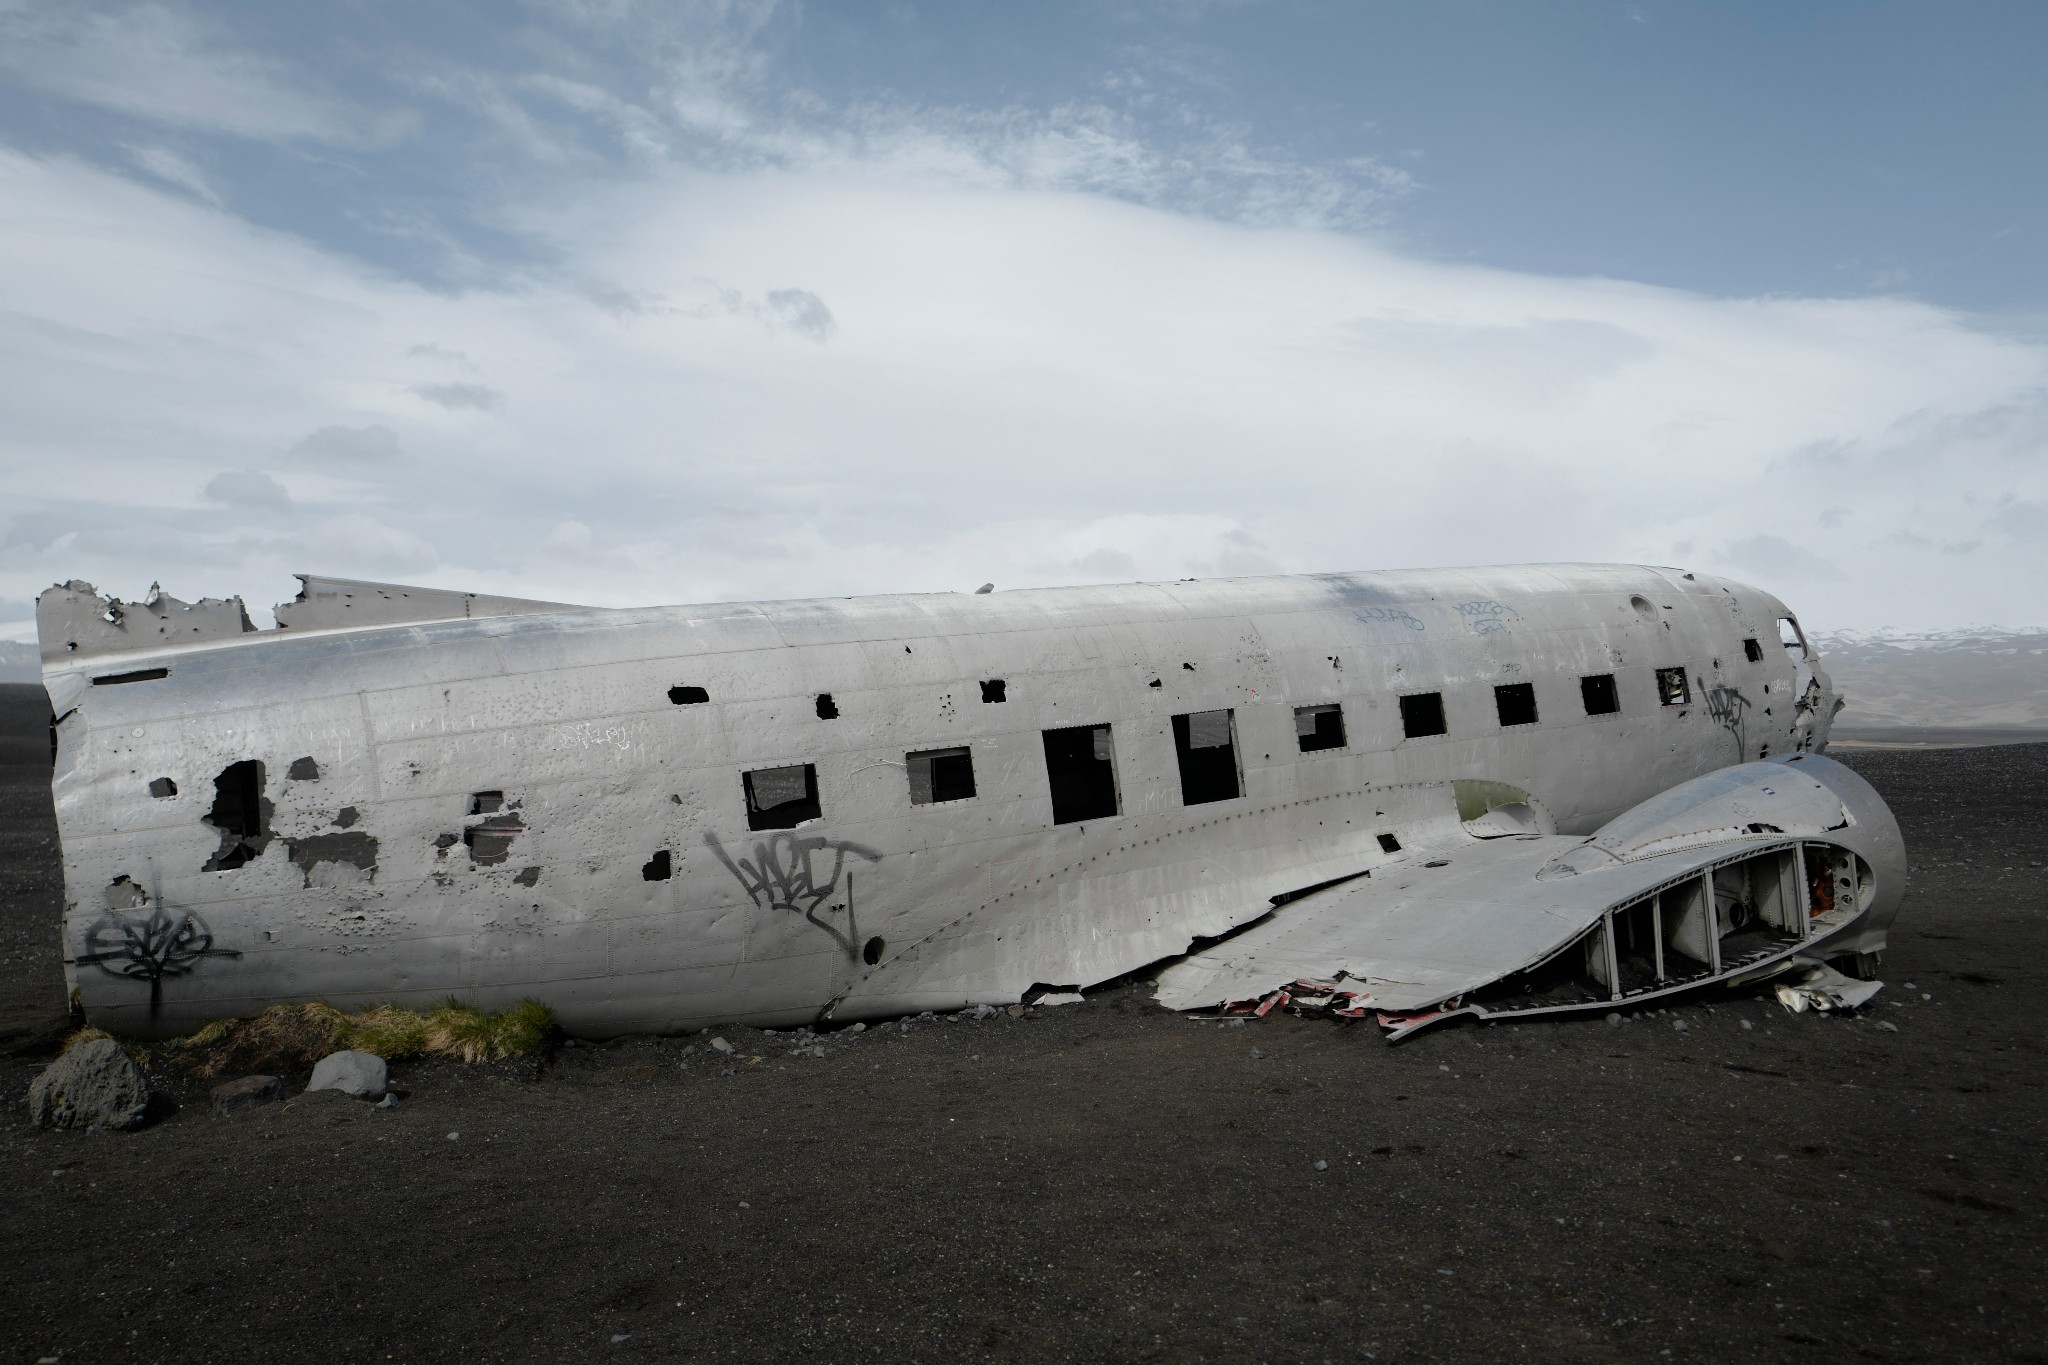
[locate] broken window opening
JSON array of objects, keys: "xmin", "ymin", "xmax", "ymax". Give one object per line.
[
  {"xmin": 1778, "ymin": 617, "xmax": 1810, "ymax": 661},
  {"xmin": 201, "ymin": 760, "xmax": 269, "ymax": 871},
  {"xmin": 1580, "ymin": 673, "xmax": 1620, "ymax": 716},
  {"xmin": 980, "ymin": 679, "xmax": 1006, "ymax": 704},
  {"xmin": 1172, "ymin": 710, "xmax": 1241, "ymax": 806},
  {"xmin": 744, "ymin": 764, "xmax": 822, "ymax": 831},
  {"xmin": 1743, "ymin": 638, "xmax": 1764, "ymax": 663},
  {"xmin": 1494, "ymin": 682, "xmax": 1539, "ymax": 728},
  {"xmin": 147, "ymin": 777, "xmax": 177, "ymax": 799},
  {"xmin": 907, "ymin": 747, "xmax": 976, "ymax": 806},
  {"xmin": 668, "ymin": 685, "xmax": 711, "ymax": 705},
  {"xmin": 1656, "ymin": 666, "xmax": 1692, "ymax": 707},
  {"xmin": 642, "ymin": 850, "xmax": 673, "ymax": 881},
  {"xmin": 463, "ymin": 813, "xmax": 525, "ymax": 866},
  {"xmin": 815, "ymin": 693, "xmax": 839, "ymax": 720},
  {"xmin": 91, "ymin": 667, "xmax": 169, "ymax": 686},
  {"xmin": 1377, "ymin": 832, "xmax": 1402, "ymax": 854},
  {"xmin": 469, "ymin": 791, "xmax": 504, "ymax": 815},
  {"xmin": 1041, "ymin": 724, "xmax": 1119, "ymax": 825},
  {"xmin": 1398, "ymin": 692, "xmax": 1447, "ymax": 739},
  {"xmin": 1294, "ymin": 704, "xmax": 1346, "ymax": 753}
]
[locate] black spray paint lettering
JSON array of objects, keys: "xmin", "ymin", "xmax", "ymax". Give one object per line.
[
  {"xmin": 76, "ymin": 906, "xmax": 240, "ymax": 1017},
  {"xmin": 1453, "ymin": 600, "xmax": 1519, "ymax": 636},
  {"xmin": 1705, "ymin": 683, "xmax": 1753, "ymax": 758},
  {"xmin": 704, "ymin": 831, "xmax": 882, "ymax": 961}
]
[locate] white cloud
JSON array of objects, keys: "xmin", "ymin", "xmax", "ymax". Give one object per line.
[
  {"xmin": 1, "ymin": 147, "xmax": 2045, "ymax": 631},
  {"xmin": 409, "ymin": 383, "xmax": 506, "ymax": 412},
  {"xmin": 0, "ymin": 3, "xmax": 410, "ymax": 147},
  {"xmin": 202, "ymin": 469, "xmax": 293, "ymax": 512},
  {"xmin": 120, "ymin": 142, "xmax": 220, "ymax": 205},
  {"xmin": 291, "ymin": 425, "xmax": 403, "ymax": 463}
]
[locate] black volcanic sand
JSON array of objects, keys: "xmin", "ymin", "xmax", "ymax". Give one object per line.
[{"xmin": 1, "ymin": 681, "xmax": 2043, "ymax": 1364}]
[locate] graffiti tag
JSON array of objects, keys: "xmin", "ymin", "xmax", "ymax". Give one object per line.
[
  {"xmin": 1354, "ymin": 607, "xmax": 1425, "ymax": 632},
  {"xmin": 1454, "ymin": 600, "xmax": 1518, "ymax": 636},
  {"xmin": 704, "ymin": 831, "xmax": 882, "ymax": 960},
  {"xmin": 1705, "ymin": 683, "xmax": 1752, "ymax": 759},
  {"xmin": 76, "ymin": 907, "xmax": 240, "ymax": 1016}
]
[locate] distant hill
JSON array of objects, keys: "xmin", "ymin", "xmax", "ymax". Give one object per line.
[
  {"xmin": 0, "ymin": 642, "xmax": 36, "ymax": 684},
  {"xmin": 1815, "ymin": 626, "xmax": 2048, "ymax": 730}
]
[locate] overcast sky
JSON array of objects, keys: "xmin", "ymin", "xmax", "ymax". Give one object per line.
[{"xmin": 2, "ymin": 0, "xmax": 2045, "ymax": 640}]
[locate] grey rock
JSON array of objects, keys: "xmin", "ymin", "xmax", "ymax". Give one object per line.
[
  {"xmin": 1607, "ymin": 1012, "xmax": 1623, "ymax": 1027},
  {"xmin": 28, "ymin": 1038, "xmax": 149, "ymax": 1131},
  {"xmin": 212, "ymin": 1074, "xmax": 282, "ymax": 1114},
  {"xmin": 306, "ymin": 1049, "xmax": 388, "ymax": 1099},
  {"xmin": 708, "ymin": 1036, "xmax": 736, "ymax": 1054},
  {"xmin": 1876, "ymin": 1020, "xmax": 1899, "ymax": 1032}
]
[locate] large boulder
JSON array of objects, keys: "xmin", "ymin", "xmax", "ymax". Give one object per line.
[
  {"xmin": 306, "ymin": 1050, "xmax": 387, "ymax": 1099},
  {"xmin": 28, "ymin": 1037, "xmax": 150, "ymax": 1131},
  {"xmin": 211, "ymin": 1075, "xmax": 282, "ymax": 1114}
]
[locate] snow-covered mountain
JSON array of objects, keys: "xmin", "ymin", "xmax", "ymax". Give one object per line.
[{"xmin": 1812, "ymin": 626, "xmax": 2048, "ymax": 729}]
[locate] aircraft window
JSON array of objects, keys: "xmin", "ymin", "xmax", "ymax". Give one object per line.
[
  {"xmin": 668, "ymin": 685, "xmax": 710, "ymax": 705},
  {"xmin": 907, "ymin": 746, "xmax": 976, "ymax": 805},
  {"xmin": 1580, "ymin": 674, "xmax": 1620, "ymax": 716},
  {"xmin": 1294, "ymin": 704, "xmax": 1346, "ymax": 753},
  {"xmin": 1377, "ymin": 833, "xmax": 1402, "ymax": 853},
  {"xmin": 816, "ymin": 693, "xmax": 839, "ymax": 719},
  {"xmin": 981, "ymin": 679, "xmax": 1006, "ymax": 703},
  {"xmin": 742, "ymin": 763, "xmax": 821, "ymax": 831},
  {"xmin": 1656, "ymin": 667, "xmax": 1692, "ymax": 706},
  {"xmin": 1778, "ymin": 617, "xmax": 1810, "ymax": 661},
  {"xmin": 1399, "ymin": 692, "xmax": 1447, "ymax": 739},
  {"xmin": 1494, "ymin": 682, "xmax": 1538, "ymax": 727},
  {"xmin": 1742, "ymin": 638, "xmax": 1764, "ymax": 663},
  {"xmin": 1172, "ymin": 710, "xmax": 1241, "ymax": 805},
  {"xmin": 1042, "ymin": 724, "xmax": 1119, "ymax": 824}
]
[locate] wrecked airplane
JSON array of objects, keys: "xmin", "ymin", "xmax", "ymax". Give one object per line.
[{"xmin": 36, "ymin": 565, "xmax": 1904, "ymax": 1041}]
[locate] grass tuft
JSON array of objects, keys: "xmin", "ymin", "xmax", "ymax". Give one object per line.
[
  {"xmin": 149, "ymin": 998, "xmax": 556, "ymax": 1074},
  {"xmin": 339, "ymin": 1004, "xmax": 432, "ymax": 1060},
  {"xmin": 424, "ymin": 997, "xmax": 556, "ymax": 1062}
]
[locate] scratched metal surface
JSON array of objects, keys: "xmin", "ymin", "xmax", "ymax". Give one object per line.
[{"xmin": 37, "ymin": 563, "xmax": 1854, "ymax": 1036}]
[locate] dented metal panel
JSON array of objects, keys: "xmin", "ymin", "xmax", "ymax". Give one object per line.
[{"xmin": 36, "ymin": 563, "xmax": 1894, "ymax": 1040}]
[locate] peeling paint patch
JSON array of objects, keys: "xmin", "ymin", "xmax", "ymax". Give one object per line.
[
  {"xmin": 287, "ymin": 756, "xmax": 321, "ymax": 781},
  {"xmin": 513, "ymin": 866, "xmax": 541, "ymax": 887},
  {"xmin": 285, "ymin": 832, "xmax": 380, "ymax": 889},
  {"xmin": 334, "ymin": 806, "xmax": 360, "ymax": 828},
  {"xmin": 147, "ymin": 777, "xmax": 177, "ymax": 799}
]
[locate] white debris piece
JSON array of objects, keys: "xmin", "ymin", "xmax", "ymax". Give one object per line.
[
  {"xmin": 1035, "ymin": 992, "xmax": 1085, "ymax": 1007},
  {"xmin": 1774, "ymin": 963, "xmax": 1882, "ymax": 1014}
]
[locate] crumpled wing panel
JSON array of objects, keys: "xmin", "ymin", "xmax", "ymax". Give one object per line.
[
  {"xmin": 1153, "ymin": 836, "xmax": 1585, "ymax": 1012},
  {"xmin": 1153, "ymin": 754, "xmax": 1907, "ymax": 1021}
]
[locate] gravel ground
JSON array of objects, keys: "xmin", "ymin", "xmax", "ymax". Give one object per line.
[{"xmin": 1, "ymin": 680, "xmax": 2042, "ymax": 1364}]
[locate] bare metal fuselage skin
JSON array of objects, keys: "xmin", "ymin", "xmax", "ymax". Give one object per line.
[{"xmin": 39, "ymin": 565, "xmax": 1901, "ymax": 1038}]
